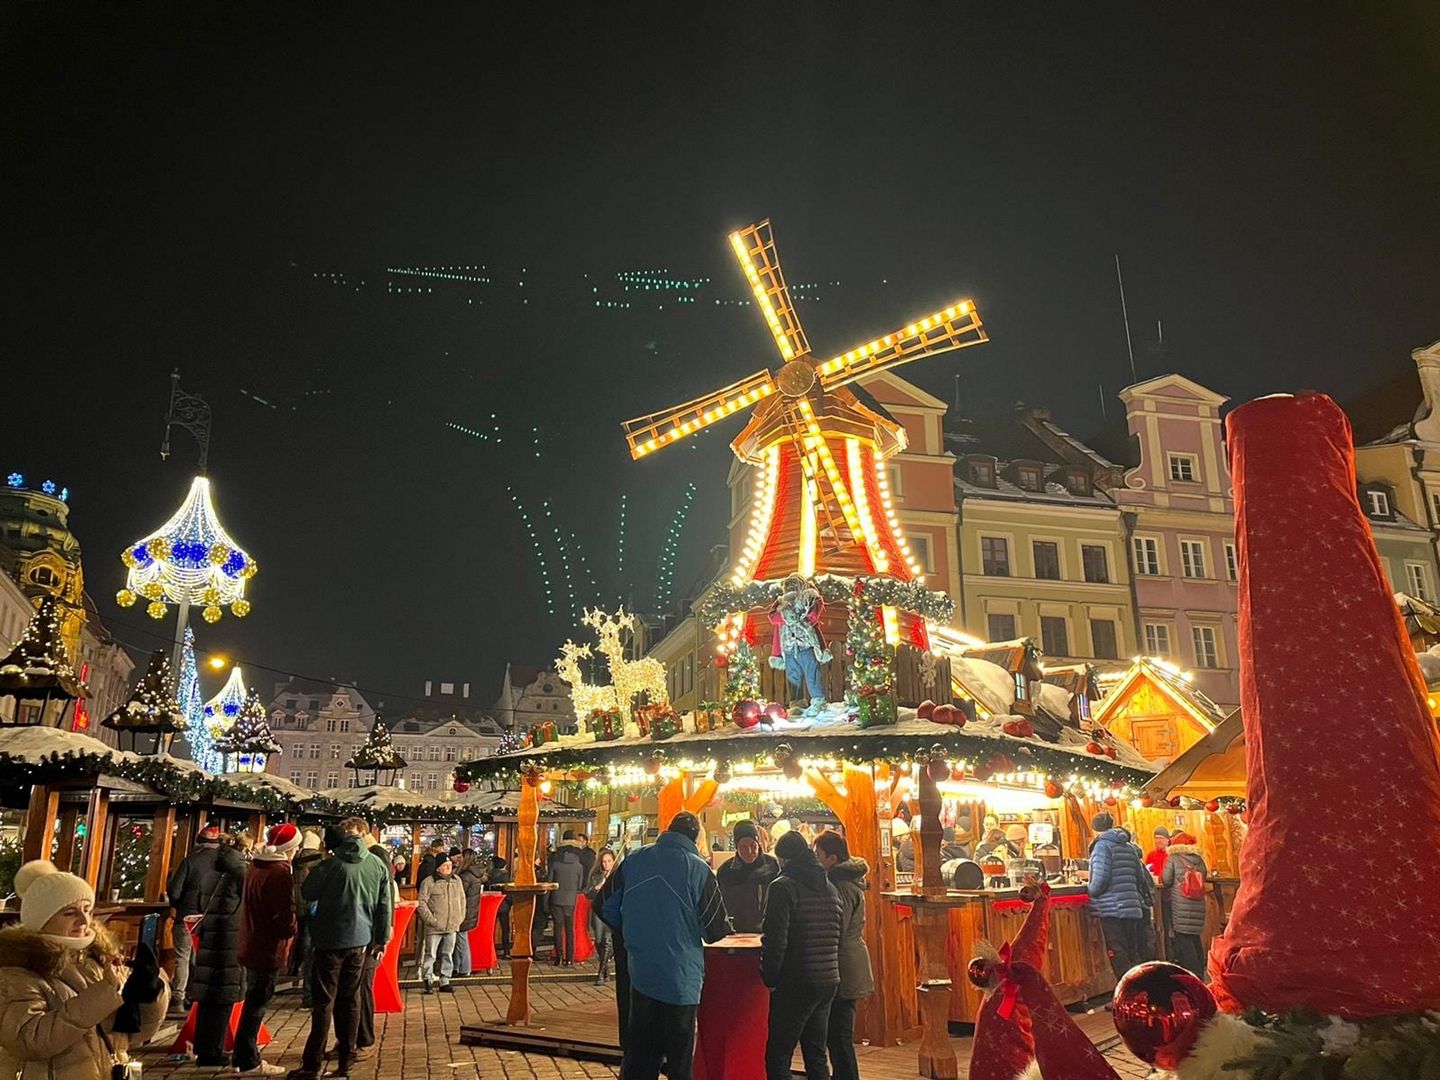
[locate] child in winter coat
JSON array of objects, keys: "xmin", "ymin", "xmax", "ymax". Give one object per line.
[
  {"xmin": 416, "ymin": 852, "xmax": 466, "ymax": 992},
  {"xmin": 0, "ymin": 861, "xmax": 170, "ymax": 1080}
]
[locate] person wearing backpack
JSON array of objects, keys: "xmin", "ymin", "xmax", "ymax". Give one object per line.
[{"xmin": 1160, "ymin": 831, "xmax": 1209, "ymax": 978}]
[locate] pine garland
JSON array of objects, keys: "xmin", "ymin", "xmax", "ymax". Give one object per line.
[{"xmin": 1225, "ymin": 1009, "xmax": 1440, "ymax": 1079}]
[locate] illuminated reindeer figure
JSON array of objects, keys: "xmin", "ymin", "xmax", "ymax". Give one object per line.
[
  {"xmin": 555, "ymin": 638, "xmax": 618, "ymax": 724},
  {"xmin": 584, "ymin": 607, "xmax": 670, "ymax": 713}
]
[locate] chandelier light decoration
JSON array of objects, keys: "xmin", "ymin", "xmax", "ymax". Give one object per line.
[
  {"xmin": 202, "ymin": 664, "xmax": 249, "ymax": 738},
  {"xmin": 117, "ymin": 476, "xmax": 257, "ymax": 624}
]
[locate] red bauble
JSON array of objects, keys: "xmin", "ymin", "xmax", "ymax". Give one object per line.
[
  {"xmin": 763, "ymin": 702, "xmax": 789, "ymax": 725},
  {"xmin": 916, "ymin": 699, "xmax": 937, "ymax": 721},
  {"xmin": 1169, "ymin": 797, "xmax": 1183, "ymax": 809},
  {"xmin": 966, "ymin": 957, "xmax": 992, "ymax": 989},
  {"xmin": 1044, "ymin": 780, "xmax": 1063, "ymax": 799},
  {"xmin": 1003, "ymin": 718, "xmax": 1035, "ymax": 738},
  {"xmin": 714, "ymin": 653, "xmax": 728, "ymax": 669},
  {"xmin": 452, "ymin": 779, "xmax": 471, "ymax": 794},
  {"xmin": 1226, "ymin": 803, "xmax": 1243, "ymax": 816},
  {"xmin": 869, "ymin": 656, "xmax": 885, "ymax": 666},
  {"xmin": 1205, "ymin": 799, "xmax": 1221, "ymax": 813},
  {"xmin": 1104, "ymin": 795, "xmax": 1118, "ymax": 807},
  {"xmin": 1140, "ymin": 794, "xmax": 1154, "ymax": 808},
  {"xmin": 1104, "ymin": 746, "xmax": 1118, "ymax": 760},
  {"xmin": 732, "ymin": 700, "xmax": 762, "ymax": 729},
  {"xmin": 1086, "ymin": 741, "xmax": 1103, "ymax": 754},
  {"xmin": 926, "ymin": 758, "xmax": 950, "ymax": 782},
  {"xmin": 931, "ymin": 704, "xmax": 956, "ymax": 725},
  {"xmin": 645, "ymin": 755, "xmax": 664, "ymax": 775},
  {"xmin": 950, "ymin": 765, "xmax": 967, "ymax": 782},
  {"xmin": 626, "ymin": 793, "xmax": 640, "ymax": 804},
  {"xmin": 1112, "ymin": 962, "xmax": 1217, "ymax": 1066}
]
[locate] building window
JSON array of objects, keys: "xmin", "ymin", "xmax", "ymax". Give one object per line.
[
  {"xmin": 1192, "ymin": 626, "xmax": 1219, "ymax": 669},
  {"xmin": 1064, "ymin": 470, "xmax": 1090, "ymax": 496},
  {"xmin": 986, "ymin": 613, "xmax": 1017, "ymax": 642},
  {"xmin": 1168, "ymin": 454, "xmax": 1197, "ymax": 483},
  {"xmin": 1431, "ymin": 491, "xmax": 1440, "ymax": 526},
  {"xmin": 330, "ymin": 744, "xmax": 341, "ymax": 759},
  {"xmin": 1081, "ymin": 544, "xmax": 1109, "ymax": 584},
  {"xmin": 28, "ymin": 566, "xmax": 59, "ymax": 588},
  {"xmin": 1144, "ymin": 623, "xmax": 1172, "ymax": 657},
  {"xmin": 1133, "ymin": 537, "xmax": 1161, "ymax": 576},
  {"xmin": 910, "ymin": 534, "xmax": 934, "ymax": 574},
  {"xmin": 339, "ymin": 719, "xmax": 350, "ymax": 733},
  {"xmin": 969, "ymin": 460, "xmax": 995, "ymax": 487},
  {"xmin": 326, "ymin": 772, "xmax": 338, "ymax": 788},
  {"xmin": 305, "ymin": 770, "xmax": 318, "ymax": 788},
  {"xmin": 1040, "ymin": 616, "xmax": 1070, "ymax": 657},
  {"xmin": 1366, "ymin": 489, "xmax": 1391, "ymax": 517},
  {"xmin": 309, "ymin": 699, "xmax": 320, "ymax": 712},
  {"xmin": 1090, "ymin": 619, "xmax": 1118, "ymax": 659},
  {"xmin": 430, "ymin": 746, "xmax": 442, "ymax": 762},
  {"xmin": 1406, "ymin": 562, "xmax": 1432, "ymax": 601},
  {"xmin": 445, "ymin": 746, "xmax": 457, "ymax": 762},
  {"xmin": 1017, "ymin": 465, "xmax": 1043, "ymax": 492},
  {"xmin": 1180, "ymin": 540, "xmax": 1208, "ymax": 579},
  {"xmin": 427, "ymin": 773, "xmax": 439, "ymax": 792},
  {"xmin": 460, "ymin": 747, "xmax": 472, "ymax": 761},
  {"xmin": 1013, "ymin": 672, "xmax": 1028, "ymax": 701},
  {"xmin": 1224, "ymin": 542, "xmax": 1238, "ymax": 581},
  {"xmin": 289, "ymin": 771, "xmax": 301, "ymax": 785},
  {"xmin": 1033, "ymin": 541, "xmax": 1061, "ymax": 580},
  {"xmin": 887, "ymin": 465, "xmax": 904, "ymax": 499},
  {"xmin": 348, "ymin": 775, "xmax": 359, "ymax": 789},
  {"xmin": 981, "ymin": 536, "xmax": 1010, "ymax": 577},
  {"xmin": 325, "ymin": 718, "xmax": 337, "ymax": 733},
  {"xmin": 286, "ymin": 698, "xmax": 298, "ymax": 710},
  {"xmin": 310, "ymin": 745, "xmax": 322, "ymax": 759}
]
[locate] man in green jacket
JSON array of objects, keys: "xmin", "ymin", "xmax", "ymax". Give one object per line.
[{"xmin": 288, "ymin": 821, "xmax": 393, "ymax": 1080}]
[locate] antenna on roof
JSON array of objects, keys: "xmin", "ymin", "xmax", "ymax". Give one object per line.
[{"xmin": 1114, "ymin": 255, "xmax": 1137, "ymax": 384}]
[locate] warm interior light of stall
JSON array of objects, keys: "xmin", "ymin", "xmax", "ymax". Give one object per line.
[{"xmin": 936, "ymin": 780, "xmax": 1055, "ymax": 811}]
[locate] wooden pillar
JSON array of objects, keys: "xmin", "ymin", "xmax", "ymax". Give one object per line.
[
  {"xmin": 96, "ymin": 806, "xmax": 120, "ymax": 900},
  {"xmin": 503, "ymin": 779, "xmax": 556, "ymax": 1025},
  {"xmin": 22, "ymin": 784, "xmax": 60, "ymax": 863},
  {"xmin": 410, "ymin": 823, "xmax": 423, "ymax": 885},
  {"xmin": 911, "ymin": 765, "xmax": 957, "ymax": 1079},
  {"xmin": 53, "ymin": 805, "xmax": 81, "ymax": 873},
  {"xmin": 146, "ymin": 805, "xmax": 178, "ymax": 902},
  {"xmin": 248, "ymin": 811, "xmax": 267, "ymax": 842},
  {"xmin": 79, "ymin": 788, "xmax": 110, "ymax": 889}
]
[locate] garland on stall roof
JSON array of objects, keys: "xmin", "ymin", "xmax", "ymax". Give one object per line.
[{"xmin": 0, "ymin": 750, "xmax": 297, "ymax": 813}]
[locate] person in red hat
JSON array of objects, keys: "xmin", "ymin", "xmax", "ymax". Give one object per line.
[{"xmin": 233, "ymin": 824, "xmax": 301, "ymax": 1075}]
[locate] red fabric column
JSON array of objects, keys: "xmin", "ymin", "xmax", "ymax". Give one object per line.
[{"xmin": 1212, "ymin": 393, "xmax": 1440, "ymax": 1017}]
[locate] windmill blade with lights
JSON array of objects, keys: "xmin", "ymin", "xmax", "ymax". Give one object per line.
[{"xmin": 622, "ymin": 219, "xmax": 988, "ymax": 585}]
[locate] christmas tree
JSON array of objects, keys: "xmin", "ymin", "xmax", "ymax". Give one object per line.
[
  {"xmin": 177, "ymin": 629, "xmax": 221, "ymax": 772},
  {"xmin": 0, "ymin": 595, "xmax": 84, "ymax": 725},
  {"xmin": 101, "ymin": 649, "xmax": 186, "ymax": 753},
  {"xmin": 214, "ymin": 688, "xmax": 282, "ymax": 771},
  {"xmin": 722, "ymin": 641, "xmax": 761, "ymax": 707},
  {"xmin": 345, "ymin": 716, "xmax": 407, "ymax": 785}
]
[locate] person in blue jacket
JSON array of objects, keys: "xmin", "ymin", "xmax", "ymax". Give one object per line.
[
  {"xmin": 601, "ymin": 812, "xmax": 730, "ymax": 1080},
  {"xmin": 1085, "ymin": 812, "xmax": 1148, "ymax": 980}
]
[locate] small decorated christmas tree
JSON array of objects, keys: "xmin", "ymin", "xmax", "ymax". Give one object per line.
[
  {"xmin": 177, "ymin": 629, "xmax": 221, "ymax": 772},
  {"xmin": 101, "ymin": 649, "xmax": 187, "ymax": 753},
  {"xmin": 345, "ymin": 716, "xmax": 407, "ymax": 786},
  {"xmin": 213, "ymin": 688, "xmax": 281, "ymax": 773},
  {"xmin": 0, "ymin": 596, "xmax": 84, "ymax": 727}
]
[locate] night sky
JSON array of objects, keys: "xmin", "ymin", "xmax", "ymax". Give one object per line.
[{"xmin": 5, "ymin": 5, "xmax": 1438, "ymax": 710}]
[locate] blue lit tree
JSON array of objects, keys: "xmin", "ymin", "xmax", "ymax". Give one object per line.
[{"xmin": 178, "ymin": 628, "xmax": 221, "ymax": 772}]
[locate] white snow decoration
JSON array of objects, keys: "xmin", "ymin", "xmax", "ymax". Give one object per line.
[
  {"xmin": 1417, "ymin": 646, "xmax": 1440, "ymax": 689},
  {"xmin": 950, "ymin": 656, "xmax": 1016, "ymax": 715},
  {"xmin": 1034, "ymin": 682, "xmax": 1073, "ymax": 720}
]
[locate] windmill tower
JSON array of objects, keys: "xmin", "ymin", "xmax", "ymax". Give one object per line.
[{"xmin": 623, "ymin": 220, "xmax": 987, "ymax": 706}]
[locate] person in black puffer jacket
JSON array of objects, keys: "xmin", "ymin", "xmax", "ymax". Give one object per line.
[
  {"xmin": 761, "ymin": 831, "xmax": 842, "ymax": 1080},
  {"xmin": 184, "ymin": 835, "xmax": 247, "ymax": 1066}
]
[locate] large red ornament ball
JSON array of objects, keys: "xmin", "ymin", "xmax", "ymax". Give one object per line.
[
  {"xmin": 916, "ymin": 699, "xmax": 937, "ymax": 721},
  {"xmin": 644, "ymin": 755, "xmax": 664, "ymax": 776},
  {"xmin": 1140, "ymin": 794, "xmax": 1155, "ymax": 808},
  {"xmin": 926, "ymin": 758, "xmax": 950, "ymax": 782},
  {"xmin": 931, "ymin": 704, "xmax": 956, "ymax": 725},
  {"xmin": 763, "ymin": 702, "xmax": 789, "ymax": 725},
  {"xmin": 1226, "ymin": 803, "xmax": 1243, "ymax": 816},
  {"xmin": 733, "ymin": 700, "xmax": 763, "ymax": 729},
  {"xmin": 1044, "ymin": 780, "xmax": 1063, "ymax": 799},
  {"xmin": 1112, "ymin": 962, "xmax": 1217, "ymax": 1066},
  {"xmin": 1205, "ymin": 799, "xmax": 1221, "ymax": 813},
  {"xmin": 1104, "ymin": 795, "xmax": 1118, "ymax": 807},
  {"xmin": 626, "ymin": 793, "xmax": 640, "ymax": 804},
  {"xmin": 452, "ymin": 778, "xmax": 471, "ymax": 794},
  {"xmin": 1086, "ymin": 741, "xmax": 1103, "ymax": 754},
  {"xmin": 714, "ymin": 653, "xmax": 728, "ymax": 669}
]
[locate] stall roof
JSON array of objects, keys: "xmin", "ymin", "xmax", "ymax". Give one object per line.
[
  {"xmin": 1142, "ymin": 710, "xmax": 1245, "ymax": 799},
  {"xmin": 456, "ymin": 707, "xmax": 1157, "ymax": 787}
]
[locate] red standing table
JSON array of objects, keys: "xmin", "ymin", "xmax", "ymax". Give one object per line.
[
  {"xmin": 168, "ymin": 917, "xmax": 271, "ymax": 1054},
  {"xmin": 466, "ymin": 892, "xmax": 505, "ymax": 973},
  {"xmin": 373, "ymin": 902, "xmax": 417, "ymax": 1014},
  {"xmin": 573, "ymin": 894, "xmax": 596, "ymax": 964},
  {"xmin": 693, "ymin": 935, "xmax": 768, "ymax": 1080}
]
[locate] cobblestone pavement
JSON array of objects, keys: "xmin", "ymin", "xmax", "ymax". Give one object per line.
[{"xmin": 139, "ymin": 976, "xmax": 1152, "ymax": 1078}]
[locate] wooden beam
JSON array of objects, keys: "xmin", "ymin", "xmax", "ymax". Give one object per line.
[
  {"xmin": 410, "ymin": 823, "xmax": 423, "ymax": 886},
  {"xmin": 78, "ymin": 788, "xmax": 110, "ymax": 889},
  {"xmin": 913, "ymin": 763, "xmax": 944, "ymax": 898},
  {"xmin": 146, "ymin": 805, "xmax": 177, "ymax": 903},
  {"xmin": 96, "ymin": 805, "xmax": 120, "ymax": 900},
  {"xmin": 53, "ymin": 805, "xmax": 80, "ymax": 872},
  {"xmin": 22, "ymin": 785, "xmax": 60, "ymax": 863}
]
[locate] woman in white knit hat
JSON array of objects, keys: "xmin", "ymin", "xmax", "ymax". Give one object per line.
[{"xmin": 0, "ymin": 860, "xmax": 170, "ymax": 1080}]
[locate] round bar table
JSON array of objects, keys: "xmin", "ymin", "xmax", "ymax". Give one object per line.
[
  {"xmin": 466, "ymin": 892, "xmax": 506, "ymax": 973},
  {"xmin": 373, "ymin": 901, "xmax": 418, "ymax": 1014},
  {"xmin": 693, "ymin": 934, "xmax": 768, "ymax": 1080}
]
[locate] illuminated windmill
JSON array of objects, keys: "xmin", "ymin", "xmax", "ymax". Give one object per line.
[{"xmin": 622, "ymin": 220, "xmax": 986, "ymax": 584}]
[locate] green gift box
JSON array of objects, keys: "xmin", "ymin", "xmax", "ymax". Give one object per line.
[{"xmin": 856, "ymin": 686, "xmax": 897, "ymax": 728}]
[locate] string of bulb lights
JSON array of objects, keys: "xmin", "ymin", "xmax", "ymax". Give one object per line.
[{"xmin": 653, "ymin": 481, "xmax": 696, "ymax": 611}]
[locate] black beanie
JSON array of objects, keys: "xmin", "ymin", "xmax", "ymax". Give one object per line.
[
  {"xmin": 732, "ymin": 820, "xmax": 760, "ymax": 844},
  {"xmin": 1091, "ymin": 812, "xmax": 1114, "ymax": 833},
  {"xmin": 774, "ymin": 831, "xmax": 813, "ymax": 863}
]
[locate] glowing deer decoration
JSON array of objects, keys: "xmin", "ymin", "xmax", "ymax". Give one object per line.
[
  {"xmin": 555, "ymin": 638, "xmax": 618, "ymax": 722},
  {"xmin": 584, "ymin": 607, "xmax": 670, "ymax": 713}
]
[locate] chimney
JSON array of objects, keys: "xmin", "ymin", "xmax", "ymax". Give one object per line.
[{"xmin": 1412, "ymin": 341, "xmax": 1440, "ymax": 444}]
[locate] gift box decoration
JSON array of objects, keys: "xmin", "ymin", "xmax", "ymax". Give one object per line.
[
  {"xmin": 691, "ymin": 704, "xmax": 721, "ymax": 734},
  {"xmin": 586, "ymin": 708, "xmax": 623, "ymax": 741},
  {"xmin": 856, "ymin": 684, "xmax": 897, "ymax": 728},
  {"xmin": 649, "ymin": 706, "xmax": 680, "ymax": 741},
  {"xmin": 528, "ymin": 720, "xmax": 559, "ymax": 746}
]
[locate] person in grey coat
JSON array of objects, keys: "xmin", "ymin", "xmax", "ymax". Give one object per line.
[
  {"xmin": 416, "ymin": 853, "xmax": 466, "ymax": 993},
  {"xmin": 813, "ymin": 831, "xmax": 873, "ymax": 1080},
  {"xmin": 548, "ymin": 832, "xmax": 587, "ymax": 967},
  {"xmin": 1160, "ymin": 831, "xmax": 1209, "ymax": 978}
]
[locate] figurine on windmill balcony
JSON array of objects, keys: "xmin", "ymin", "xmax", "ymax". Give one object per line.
[{"xmin": 768, "ymin": 574, "xmax": 831, "ymax": 716}]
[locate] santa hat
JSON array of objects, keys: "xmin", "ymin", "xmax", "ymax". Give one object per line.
[
  {"xmin": 1011, "ymin": 962, "xmax": 1121, "ymax": 1080},
  {"xmin": 15, "ymin": 860, "xmax": 95, "ymax": 931},
  {"xmin": 255, "ymin": 822, "xmax": 302, "ymax": 861},
  {"xmin": 1210, "ymin": 394, "xmax": 1440, "ymax": 1018},
  {"xmin": 197, "ymin": 822, "xmax": 222, "ymax": 844},
  {"xmin": 967, "ymin": 883, "xmax": 1051, "ymax": 1080}
]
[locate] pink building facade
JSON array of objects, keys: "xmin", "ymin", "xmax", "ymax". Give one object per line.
[{"xmin": 1112, "ymin": 375, "xmax": 1240, "ymax": 709}]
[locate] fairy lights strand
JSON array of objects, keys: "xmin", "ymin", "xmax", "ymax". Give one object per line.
[
  {"xmin": 654, "ymin": 481, "xmax": 696, "ymax": 610},
  {"xmin": 616, "ymin": 494, "xmax": 628, "ymax": 600},
  {"xmin": 545, "ymin": 500, "xmax": 578, "ymax": 622},
  {"xmin": 731, "ymin": 446, "xmax": 780, "ymax": 586},
  {"xmin": 508, "ymin": 488, "xmax": 555, "ymax": 617}
]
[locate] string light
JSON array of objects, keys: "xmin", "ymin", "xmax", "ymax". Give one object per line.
[
  {"xmin": 654, "ymin": 481, "xmax": 696, "ymax": 610},
  {"xmin": 546, "ymin": 500, "xmax": 578, "ymax": 622},
  {"xmin": 202, "ymin": 665, "xmax": 248, "ymax": 738},
  {"xmin": 118, "ymin": 476, "xmax": 256, "ymax": 623},
  {"xmin": 846, "ymin": 438, "xmax": 889, "ymax": 572},
  {"xmin": 731, "ymin": 446, "xmax": 780, "ymax": 586},
  {"xmin": 508, "ymin": 488, "xmax": 555, "ymax": 617},
  {"xmin": 178, "ymin": 628, "xmax": 222, "ymax": 773},
  {"xmin": 873, "ymin": 454, "xmax": 924, "ymax": 580},
  {"xmin": 615, "ymin": 494, "xmax": 627, "ymax": 598}
]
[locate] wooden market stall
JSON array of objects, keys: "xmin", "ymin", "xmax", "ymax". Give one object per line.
[{"xmin": 457, "ymin": 704, "xmax": 1155, "ymax": 1078}]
